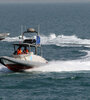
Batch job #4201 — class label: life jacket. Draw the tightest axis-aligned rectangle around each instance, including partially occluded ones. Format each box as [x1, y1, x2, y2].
[26, 49, 29, 53]
[23, 49, 29, 54]
[17, 49, 22, 55]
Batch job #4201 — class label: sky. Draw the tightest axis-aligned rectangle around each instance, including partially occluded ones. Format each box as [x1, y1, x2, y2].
[0, 0, 90, 4]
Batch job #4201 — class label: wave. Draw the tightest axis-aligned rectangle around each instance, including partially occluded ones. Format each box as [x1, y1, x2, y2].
[2, 34, 90, 47]
[0, 63, 9, 73]
[41, 34, 90, 47]
[24, 60, 90, 73]
[1, 58, 90, 73]
[80, 50, 90, 61]
[2, 35, 26, 42]
[25, 50, 90, 72]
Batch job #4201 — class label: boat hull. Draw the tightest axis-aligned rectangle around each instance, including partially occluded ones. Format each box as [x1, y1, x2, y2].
[0, 38, 5, 40]
[0, 56, 46, 72]
[0, 33, 10, 40]
[5, 64, 33, 72]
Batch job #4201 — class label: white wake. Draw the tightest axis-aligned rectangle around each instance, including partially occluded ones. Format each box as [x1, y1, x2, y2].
[25, 60, 90, 72]
[41, 34, 90, 47]
[2, 35, 26, 42]
[2, 34, 90, 47]
[26, 50, 90, 72]
[1, 59, 90, 73]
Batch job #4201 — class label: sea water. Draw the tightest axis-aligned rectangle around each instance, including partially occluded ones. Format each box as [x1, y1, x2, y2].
[0, 3, 90, 100]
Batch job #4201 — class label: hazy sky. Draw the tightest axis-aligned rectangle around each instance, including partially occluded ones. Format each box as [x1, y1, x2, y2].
[0, 0, 90, 4]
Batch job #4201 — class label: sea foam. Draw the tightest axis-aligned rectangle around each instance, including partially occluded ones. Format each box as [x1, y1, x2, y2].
[41, 34, 90, 47]
[3, 34, 90, 48]
[25, 50, 90, 72]
[1, 57, 90, 73]
[25, 60, 90, 72]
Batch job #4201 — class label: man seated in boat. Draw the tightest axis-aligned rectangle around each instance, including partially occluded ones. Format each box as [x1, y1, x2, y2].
[17, 46, 22, 55]
[23, 47, 29, 54]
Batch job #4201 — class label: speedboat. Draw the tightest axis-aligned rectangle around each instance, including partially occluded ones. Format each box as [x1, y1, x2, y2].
[0, 33, 10, 40]
[0, 28, 47, 72]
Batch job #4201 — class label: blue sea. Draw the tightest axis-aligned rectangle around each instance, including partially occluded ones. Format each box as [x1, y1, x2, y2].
[0, 3, 90, 100]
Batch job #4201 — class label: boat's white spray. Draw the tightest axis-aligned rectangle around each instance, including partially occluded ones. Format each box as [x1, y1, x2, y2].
[3, 33, 90, 47]
[26, 60, 90, 72]
[41, 33, 90, 47]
